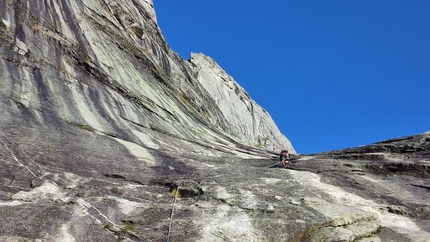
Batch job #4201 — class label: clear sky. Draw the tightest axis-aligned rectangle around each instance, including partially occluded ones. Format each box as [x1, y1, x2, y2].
[154, 1, 430, 154]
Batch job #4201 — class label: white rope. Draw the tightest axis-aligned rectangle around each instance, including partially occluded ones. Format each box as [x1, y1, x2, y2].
[3, 142, 38, 178]
[164, 161, 294, 241]
[166, 181, 182, 242]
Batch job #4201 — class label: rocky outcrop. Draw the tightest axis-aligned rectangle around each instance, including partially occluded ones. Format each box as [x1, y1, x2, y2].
[0, 0, 429, 241]
[189, 53, 295, 153]
[0, 0, 293, 155]
[1, 130, 429, 241]
[290, 132, 430, 241]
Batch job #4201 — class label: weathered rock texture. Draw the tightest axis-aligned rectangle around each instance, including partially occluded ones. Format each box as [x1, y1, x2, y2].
[0, 0, 293, 154]
[0, 0, 429, 241]
[189, 53, 295, 152]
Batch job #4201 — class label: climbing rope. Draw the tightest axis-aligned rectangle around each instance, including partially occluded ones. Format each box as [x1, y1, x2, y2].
[166, 180, 182, 242]
[164, 161, 294, 241]
[165, 162, 286, 240]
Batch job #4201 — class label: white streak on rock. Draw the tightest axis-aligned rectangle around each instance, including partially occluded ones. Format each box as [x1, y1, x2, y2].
[259, 177, 282, 184]
[0, 201, 23, 206]
[112, 137, 157, 167]
[130, 129, 160, 149]
[58, 224, 76, 242]
[1, 17, 10, 28]
[107, 196, 147, 215]
[11, 182, 67, 202]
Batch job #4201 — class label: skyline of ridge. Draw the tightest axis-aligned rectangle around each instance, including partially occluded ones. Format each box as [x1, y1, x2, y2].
[155, 1, 430, 154]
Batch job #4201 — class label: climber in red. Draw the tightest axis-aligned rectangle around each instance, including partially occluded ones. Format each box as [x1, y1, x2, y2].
[280, 150, 291, 166]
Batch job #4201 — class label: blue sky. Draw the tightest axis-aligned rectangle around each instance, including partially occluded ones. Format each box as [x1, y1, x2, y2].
[155, 1, 430, 154]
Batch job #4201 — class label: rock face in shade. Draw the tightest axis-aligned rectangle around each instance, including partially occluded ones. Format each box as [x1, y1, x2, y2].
[0, 0, 429, 241]
[188, 53, 295, 153]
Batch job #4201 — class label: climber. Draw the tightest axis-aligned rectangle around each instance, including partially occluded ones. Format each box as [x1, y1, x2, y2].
[279, 150, 291, 166]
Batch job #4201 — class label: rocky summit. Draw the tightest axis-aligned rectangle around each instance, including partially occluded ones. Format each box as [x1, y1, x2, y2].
[0, 0, 429, 241]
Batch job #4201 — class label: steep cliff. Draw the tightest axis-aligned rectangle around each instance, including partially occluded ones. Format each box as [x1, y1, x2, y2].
[0, 0, 429, 241]
[188, 53, 295, 152]
[0, 0, 294, 155]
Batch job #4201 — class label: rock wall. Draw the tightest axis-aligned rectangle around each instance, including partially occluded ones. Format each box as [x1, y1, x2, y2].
[189, 53, 295, 153]
[0, 0, 294, 155]
[0, 0, 429, 241]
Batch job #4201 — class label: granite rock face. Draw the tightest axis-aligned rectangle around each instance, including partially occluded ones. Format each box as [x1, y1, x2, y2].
[0, 0, 293, 155]
[0, 0, 429, 241]
[189, 53, 295, 152]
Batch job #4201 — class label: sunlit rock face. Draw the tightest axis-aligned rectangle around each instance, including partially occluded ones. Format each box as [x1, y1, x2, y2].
[139, 0, 157, 24]
[0, 0, 429, 241]
[189, 53, 295, 153]
[0, 0, 293, 155]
